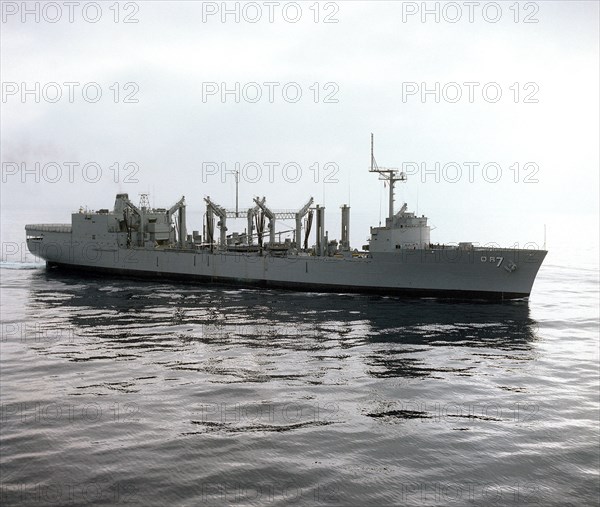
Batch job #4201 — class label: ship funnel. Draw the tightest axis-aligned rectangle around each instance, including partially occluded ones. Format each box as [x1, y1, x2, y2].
[340, 205, 350, 250]
[316, 206, 326, 256]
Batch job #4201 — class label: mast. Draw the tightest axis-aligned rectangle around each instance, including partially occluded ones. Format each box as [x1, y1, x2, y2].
[369, 133, 406, 220]
[371, 133, 374, 172]
[235, 168, 239, 218]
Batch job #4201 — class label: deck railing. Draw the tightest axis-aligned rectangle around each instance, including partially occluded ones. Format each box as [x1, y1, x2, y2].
[25, 224, 72, 233]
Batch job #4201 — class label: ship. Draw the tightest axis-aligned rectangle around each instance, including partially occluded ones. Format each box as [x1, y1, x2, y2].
[25, 136, 547, 300]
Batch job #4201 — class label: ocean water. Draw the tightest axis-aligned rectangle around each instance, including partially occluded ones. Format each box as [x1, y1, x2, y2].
[1, 244, 599, 506]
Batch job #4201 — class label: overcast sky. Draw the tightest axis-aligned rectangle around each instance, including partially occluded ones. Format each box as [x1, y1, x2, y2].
[1, 1, 598, 264]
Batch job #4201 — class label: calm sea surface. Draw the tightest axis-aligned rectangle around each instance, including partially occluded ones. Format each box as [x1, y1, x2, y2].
[1, 236, 598, 506]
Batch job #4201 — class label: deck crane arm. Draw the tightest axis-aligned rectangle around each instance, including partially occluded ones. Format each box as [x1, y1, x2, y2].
[204, 197, 227, 246]
[253, 197, 276, 246]
[167, 196, 185, 217]
[167, 196, 187, 247]
[119, 197, 144, 246]
[295, 197, 314, 250]
[246, 198, 264, 245]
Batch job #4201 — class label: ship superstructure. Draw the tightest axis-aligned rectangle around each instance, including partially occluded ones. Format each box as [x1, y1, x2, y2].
[25, 136, 546, 299]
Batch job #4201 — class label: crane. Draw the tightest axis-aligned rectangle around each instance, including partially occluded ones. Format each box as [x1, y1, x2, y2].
[167, 196, 186, 248]
[253, 197, 276, 246]
[204, 197, 227, 247]
[295, 197, 314, 250]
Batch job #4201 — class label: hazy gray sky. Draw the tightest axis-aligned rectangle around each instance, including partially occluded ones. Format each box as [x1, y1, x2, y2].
[1, 1, 598, 262]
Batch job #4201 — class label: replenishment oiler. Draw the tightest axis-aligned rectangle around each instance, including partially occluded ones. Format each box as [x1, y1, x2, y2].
[25, 137, 547, 300]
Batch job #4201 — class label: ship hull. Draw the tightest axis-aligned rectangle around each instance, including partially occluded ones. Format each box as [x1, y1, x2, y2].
[26, 230, 546, 301]
[45, 261, 530, 300]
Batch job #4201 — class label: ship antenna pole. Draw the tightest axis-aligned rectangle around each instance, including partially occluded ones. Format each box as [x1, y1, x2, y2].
[543, 224, 547, 250]
[389, 171, 395, 220]
[235, 168, 239, 218]
[371, 133, 374, 172]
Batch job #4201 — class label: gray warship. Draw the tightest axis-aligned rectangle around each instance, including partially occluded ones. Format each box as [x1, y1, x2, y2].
[25, 137, 547, 300]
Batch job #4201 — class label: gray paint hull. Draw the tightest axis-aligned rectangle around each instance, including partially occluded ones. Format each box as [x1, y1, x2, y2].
[26, 231, 547, 300]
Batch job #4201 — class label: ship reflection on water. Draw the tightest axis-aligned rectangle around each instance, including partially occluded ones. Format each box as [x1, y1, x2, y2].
[26, 270, 539, 383]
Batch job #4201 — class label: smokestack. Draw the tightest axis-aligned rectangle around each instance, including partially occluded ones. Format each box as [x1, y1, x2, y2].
[316, 205, 326, 256]
[341, 205, 350, 250]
